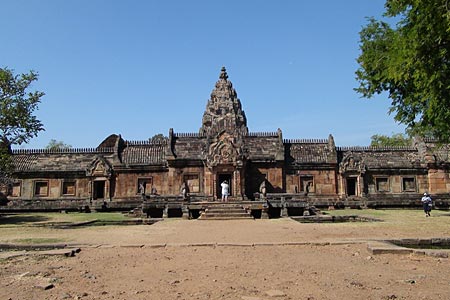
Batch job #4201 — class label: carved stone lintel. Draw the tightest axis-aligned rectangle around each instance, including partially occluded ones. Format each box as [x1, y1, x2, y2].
[206, 132, 245, 168]
[339, 152, 366, 174]
[86, 156, 112, 178]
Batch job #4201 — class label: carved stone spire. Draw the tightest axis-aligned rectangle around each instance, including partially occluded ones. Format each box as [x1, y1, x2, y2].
[200, 67, 248, 138]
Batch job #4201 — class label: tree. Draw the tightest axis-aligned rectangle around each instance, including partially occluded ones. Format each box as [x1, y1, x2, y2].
[0, 67, 45, 187]
[149, 133, 167, 143]
[370, 133, 412, 147]
[0, 144, 13, 187]
[45, 139, 72, 150]
[355, 1, 450, 142]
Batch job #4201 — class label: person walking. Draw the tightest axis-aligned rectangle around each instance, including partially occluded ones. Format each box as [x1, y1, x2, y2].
[421, 192, 432, 217]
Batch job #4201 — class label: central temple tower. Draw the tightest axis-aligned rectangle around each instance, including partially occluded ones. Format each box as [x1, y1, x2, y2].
[200, 67, 248, 138]
[200, 67, 249, 199]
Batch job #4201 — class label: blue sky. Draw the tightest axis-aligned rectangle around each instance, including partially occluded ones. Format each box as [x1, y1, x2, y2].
[1, 0, 404, 148]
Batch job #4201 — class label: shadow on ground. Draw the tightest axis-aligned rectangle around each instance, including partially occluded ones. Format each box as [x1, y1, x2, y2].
[0, 214, 50, 225]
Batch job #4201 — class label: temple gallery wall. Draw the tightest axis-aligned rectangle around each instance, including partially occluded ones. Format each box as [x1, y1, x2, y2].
[3, 67, 450, 217]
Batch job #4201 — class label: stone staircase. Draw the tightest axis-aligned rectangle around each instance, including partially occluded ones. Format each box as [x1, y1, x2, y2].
[198, 203, 253, 220]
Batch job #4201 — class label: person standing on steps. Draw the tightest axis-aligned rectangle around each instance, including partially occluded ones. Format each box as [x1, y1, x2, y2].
[221, 180, 229, 202]
[421, 192, 432, 217]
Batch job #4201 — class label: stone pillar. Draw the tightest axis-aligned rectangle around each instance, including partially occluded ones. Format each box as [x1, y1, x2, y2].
[234, 169, 242, 200]
[339, 175, 345, 197]
[240, 167, 246, 199]
[358, 175, 365, 197]
[182, 205, 190, 219]
[168, 168, 176, 195]
[280, 197, 288, 217]
[105, 179, 110, 201]
[89, 179, 93, 201]
[212, 171, 217, 200]
[261, 207, 269, 219]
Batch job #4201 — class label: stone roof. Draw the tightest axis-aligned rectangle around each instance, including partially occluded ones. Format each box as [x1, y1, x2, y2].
[120, 140, 166, 165]
[12, 148, 114, 173]
[337, 146, 425, 170]
[285, 139, 333, 164]
[171, 134, 206, 160]
[245, 133, 282, 161]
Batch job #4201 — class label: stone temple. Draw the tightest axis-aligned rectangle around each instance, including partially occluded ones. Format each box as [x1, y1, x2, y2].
[3, 67, 450, 218]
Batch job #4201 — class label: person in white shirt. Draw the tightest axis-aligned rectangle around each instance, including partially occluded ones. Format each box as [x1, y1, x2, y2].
[221, 180, 229, 202]
[421, 192, 432, 217]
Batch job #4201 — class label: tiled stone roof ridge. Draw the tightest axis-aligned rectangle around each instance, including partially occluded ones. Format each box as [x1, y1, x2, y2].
[284, 139, 328, 144]
[12, 147, 114, 154]
[336, 146, 417, 151]
[125, 140, 167, 145]
[248, 132, 279, 137]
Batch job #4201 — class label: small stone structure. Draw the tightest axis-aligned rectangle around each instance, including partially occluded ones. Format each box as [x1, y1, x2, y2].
[2, 67, 450, 217]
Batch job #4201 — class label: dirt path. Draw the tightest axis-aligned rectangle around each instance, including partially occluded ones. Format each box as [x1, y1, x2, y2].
[1, 218, 450, 299]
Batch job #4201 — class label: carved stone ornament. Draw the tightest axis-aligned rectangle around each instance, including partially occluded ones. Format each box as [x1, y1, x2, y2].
[339, 153, 366, 174]
[200, 67, 248, 138]
[206, 132, 244, 168]
[86, 156, 112, 177]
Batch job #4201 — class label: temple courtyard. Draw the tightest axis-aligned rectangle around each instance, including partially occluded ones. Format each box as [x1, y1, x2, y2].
[1, 210, 450, 299]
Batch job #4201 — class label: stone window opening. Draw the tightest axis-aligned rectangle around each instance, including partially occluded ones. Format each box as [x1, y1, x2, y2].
[375, 177, 390, 192]
[34, 181, 49, 197]
[183, 174, 200, 193]
[299, 176, 314, 194]
[62, 180, 76, 196]
[7, 181, 21, 197]
[402, 177, 416, 192]
[137, 178, 153, 195]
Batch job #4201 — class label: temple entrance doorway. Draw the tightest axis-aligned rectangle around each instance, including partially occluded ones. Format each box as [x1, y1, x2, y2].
[217, 173, 232, 199]
[93, 180, 106, 200]
[346, 177, 357, 196]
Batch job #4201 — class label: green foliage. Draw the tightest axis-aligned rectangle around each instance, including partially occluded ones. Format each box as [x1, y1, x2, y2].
[356, 0, 450, 142]
[45, 139, 72, 150]
[0, 67, 45, 186]
[0, 146, 13, 187]
[0, 67, 45, 146]
[370, 133, 412, 147]
[150, 133, 167, 143]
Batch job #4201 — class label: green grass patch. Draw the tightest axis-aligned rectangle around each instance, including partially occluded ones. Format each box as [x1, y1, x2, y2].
[322, 209, 450, 231]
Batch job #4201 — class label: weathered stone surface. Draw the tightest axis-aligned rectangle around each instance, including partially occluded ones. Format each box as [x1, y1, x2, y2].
[34, 283, 54, 290]
[5, 67, 450, 212]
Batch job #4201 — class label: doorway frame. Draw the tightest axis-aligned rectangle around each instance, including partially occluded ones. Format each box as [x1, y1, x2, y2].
[217, 173, 233, 199]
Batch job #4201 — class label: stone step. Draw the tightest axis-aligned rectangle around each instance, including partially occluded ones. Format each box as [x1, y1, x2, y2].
[205, 208, 246, 213]
[199, 216, 253, 220]
[199, 214, 253, 220]
[199, 204, 253, 220]
[203, 212, 250, 217]
[206, 204, 246, 207]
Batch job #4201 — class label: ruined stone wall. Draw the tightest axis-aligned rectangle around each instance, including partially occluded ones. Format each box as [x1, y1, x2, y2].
[11, 177, 91, 200]
[364, 172, 429, 195]
[285, 169, 337, 195]
[114, 166, 205, 199]
[167, 166, 205, 195]
[246, 163, 284, 195]
[114, 171, 168, 198]
[427, 169, 450, 194]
